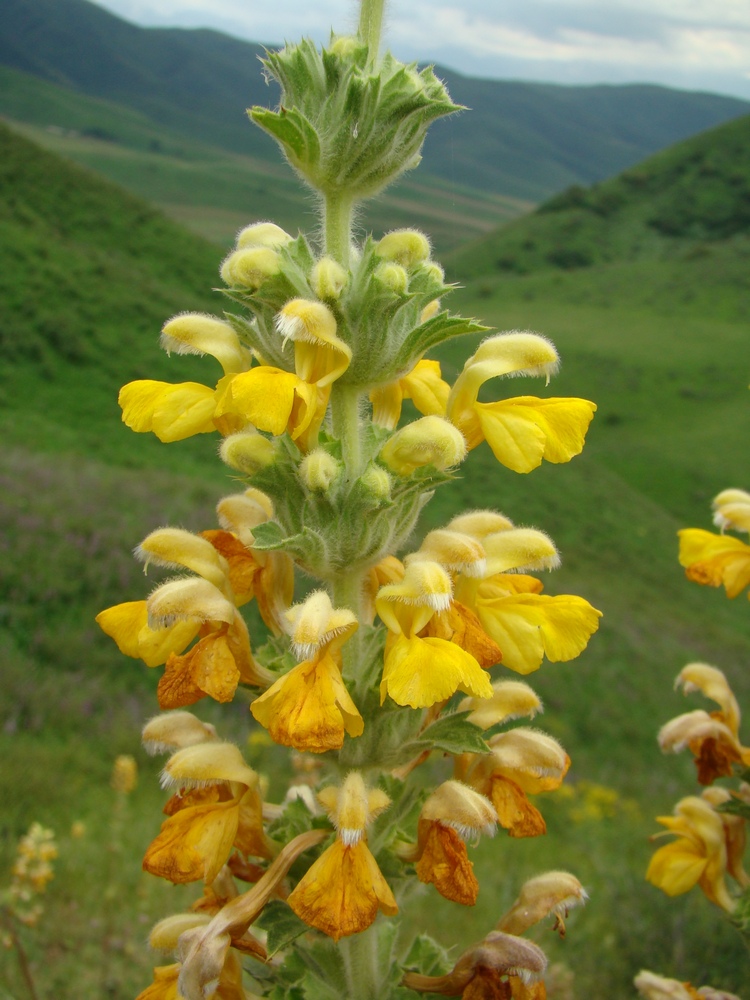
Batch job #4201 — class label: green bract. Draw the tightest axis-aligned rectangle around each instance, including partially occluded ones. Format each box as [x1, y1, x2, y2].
[250, 37, 462, 200]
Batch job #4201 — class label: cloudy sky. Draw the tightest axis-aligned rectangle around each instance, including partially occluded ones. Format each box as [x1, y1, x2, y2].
[91, 0, 750, 101]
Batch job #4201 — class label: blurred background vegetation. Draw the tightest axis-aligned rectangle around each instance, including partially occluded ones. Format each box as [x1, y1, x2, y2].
[1, 1, 749, 996]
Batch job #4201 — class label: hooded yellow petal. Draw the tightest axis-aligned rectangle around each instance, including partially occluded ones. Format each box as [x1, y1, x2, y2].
[475, 396, 596, 473]
[476, 593, 601, 675]
[250, 653, 363, 753]
[119, 380, 218, 442]
[380, 634, 493, 709]
[143, 798, 240, 884]
[287, 839, 397, 941]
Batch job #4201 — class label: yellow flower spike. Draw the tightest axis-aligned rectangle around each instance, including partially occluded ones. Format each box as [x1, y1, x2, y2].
[675, 663, 741, 737]
[284, 590, 358, 660]
[479, 528, 559, 577]
[657, 710, 744, 785]
[379, 415, 467, 475]
[275, 298, 352, 388]
[147, 578, 236, 630]
[299, 449, 341, 491]
[497, 871, 587, 936]
[375, 229, 431, 269]
[160, 742, 258, 792]
[403, 931, 547, 997]
[405, 781, 496, 905]
[219, 429, 277, 475]
[701, 786, 750, 889]
[135, 528, 231, 596]
[458, 680, 543, 730]
[413, 528, 487, 577]
[142, 712, 218, 756]
[96, 600, 199, 667]
[678, 528, 750, 598]
[466, 584, 602, 675]
[148, 913, 212, 952]
[712, 487, 750, 533]
[160, 313, 253, 376]
[370, 358, 450, 430]
[220, 246, 280, 288]
[311, 256, 349, 300]
[213, 365, 318, 441]
[236, 221, 293, 249]
[287, 774, 397, 940]
[447, 509, 515, 540]
[119, 379, 218, 443]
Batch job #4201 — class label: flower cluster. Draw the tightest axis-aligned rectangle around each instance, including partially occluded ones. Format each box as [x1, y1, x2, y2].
[97, 8, 601, 997]
[3, 823, 58, 930]
[646, 486, 750, 990]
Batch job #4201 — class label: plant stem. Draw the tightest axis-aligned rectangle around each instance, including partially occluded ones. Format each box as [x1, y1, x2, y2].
[323, 190, 353, 268]
[340, 923, 382, 999]
[3, 910, 40, 1000]
[358, 0, 387, 58]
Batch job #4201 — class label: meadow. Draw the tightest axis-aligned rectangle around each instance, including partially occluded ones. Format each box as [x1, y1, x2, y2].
[1, 113, 749, 998]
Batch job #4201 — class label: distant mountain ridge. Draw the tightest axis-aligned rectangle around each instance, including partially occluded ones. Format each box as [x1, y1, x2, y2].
[2, 0, 749, 202]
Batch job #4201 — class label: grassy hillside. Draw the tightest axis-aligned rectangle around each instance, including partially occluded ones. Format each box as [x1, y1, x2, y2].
[2, 124, 749, 997]
[2, 0, 748, 202]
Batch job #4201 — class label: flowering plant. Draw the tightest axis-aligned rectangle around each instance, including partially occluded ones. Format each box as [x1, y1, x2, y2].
[96, 2, 601, 996]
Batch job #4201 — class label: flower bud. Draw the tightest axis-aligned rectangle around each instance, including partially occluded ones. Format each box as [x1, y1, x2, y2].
[284, 590, 358, 660]
[299, 449, 341, 492]
[220, 430, 277, 475]
[329, 35, 359, 58]
[236, 221, 293, 249]
[311, 256, 348, 300]
[374, 261, 408, 294]
[317, 772, 390, 845]
[375, 230, 431, 269]
[142, 711, 218, 755]
[380, 416, 467, 475]
[358, 464, 392, 501]
[419, 299, 441, 323]
[220, 247, 280, 288]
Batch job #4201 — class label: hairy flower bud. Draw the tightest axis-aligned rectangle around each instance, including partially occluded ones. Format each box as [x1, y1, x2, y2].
[220, 430, 277, 475]
[374, 261, 409, 294]
[299, 449, 341, 492]
[375, 229, 431, 269]
[220, 247, 280, 288]
[311, 256, 348, 300]
[236, 221, 293, 249]
[380, 416, 467, 475]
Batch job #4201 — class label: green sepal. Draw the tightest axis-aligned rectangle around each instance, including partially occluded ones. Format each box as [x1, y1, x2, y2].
[402, 933, 453, 976]
[250, 106, 321, 177]
[392, 312, 489, 371]
[256, 900, 310, 957]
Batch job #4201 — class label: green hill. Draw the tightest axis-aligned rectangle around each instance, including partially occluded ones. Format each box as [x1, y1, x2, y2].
[1, 123, 749, 998]
[2, 0, 748, 202]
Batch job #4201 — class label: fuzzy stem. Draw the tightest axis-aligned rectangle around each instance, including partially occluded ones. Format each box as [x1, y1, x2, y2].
[340, 923, 382, 999]
[358, 0, 387, 59]
[323, 190, 353, 269]
[331, 384, 362, 476]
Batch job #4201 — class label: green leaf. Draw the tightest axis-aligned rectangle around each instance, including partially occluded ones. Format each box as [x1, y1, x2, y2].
[417, 712, 490, 756]
[403, 933, 453, 976]
[716, 798, 750, 819]
[256, 900, 309, 956]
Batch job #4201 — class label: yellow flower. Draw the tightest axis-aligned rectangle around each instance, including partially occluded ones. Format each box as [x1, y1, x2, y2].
[399, 781, 496, 906]
[678, 528, 750, 598]
[250, 592, 363, 752]
[712, 488, 750, 533]
[142, 743, 272, 885]
[370, 358, 450, 430]
[646, 795, 736, 912]
[287, 773, 397, 940]
[497, 871, 587, 937]
[213, 365, 319, 441]
[447, 332, 596, 473]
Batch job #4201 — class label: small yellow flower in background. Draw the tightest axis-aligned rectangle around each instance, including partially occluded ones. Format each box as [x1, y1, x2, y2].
[6, 823, 58, 927]
[287, 772, 397, 940]
[70, 821, 86, 839]
[634, 969, 742, 1000]
[111, 754, 138, 794]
